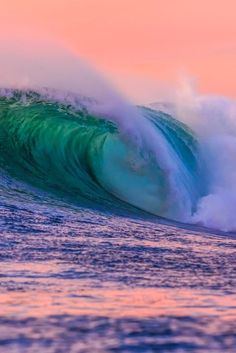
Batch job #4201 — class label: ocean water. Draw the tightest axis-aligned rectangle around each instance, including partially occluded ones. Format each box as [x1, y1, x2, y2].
[1, 191, 236, 353]
[0, 89, 236, 353]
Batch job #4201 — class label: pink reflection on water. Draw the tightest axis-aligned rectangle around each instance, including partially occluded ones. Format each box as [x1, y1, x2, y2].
[1, 262, 236, 321]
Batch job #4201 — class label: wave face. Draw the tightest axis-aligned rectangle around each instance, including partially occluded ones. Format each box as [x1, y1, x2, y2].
[0, 89, 202, 222]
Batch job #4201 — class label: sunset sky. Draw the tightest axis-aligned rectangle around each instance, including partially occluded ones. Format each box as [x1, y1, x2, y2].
[0, 0, 235, 101]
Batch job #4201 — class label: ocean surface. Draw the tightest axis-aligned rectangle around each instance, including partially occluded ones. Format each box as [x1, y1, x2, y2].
[0, 89, 236, 352]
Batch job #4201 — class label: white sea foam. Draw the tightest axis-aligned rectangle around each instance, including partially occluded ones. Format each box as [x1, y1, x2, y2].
[1, 37, 236, 231]
[169, 81, 236, 231]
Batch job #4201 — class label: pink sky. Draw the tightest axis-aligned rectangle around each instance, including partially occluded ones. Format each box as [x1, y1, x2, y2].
[0, 0, 236, 101]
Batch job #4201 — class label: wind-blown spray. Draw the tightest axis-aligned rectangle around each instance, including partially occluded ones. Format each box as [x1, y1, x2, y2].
[0, 38, 235, 231]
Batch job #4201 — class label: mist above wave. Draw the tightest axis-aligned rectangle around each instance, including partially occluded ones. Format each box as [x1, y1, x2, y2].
[1, 37, 236, 232]
[153, 83, 236, 232]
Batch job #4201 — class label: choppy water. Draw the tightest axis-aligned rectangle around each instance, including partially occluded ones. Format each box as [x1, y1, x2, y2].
[1, 190, 236, 352]
[0, 89, 236, 352]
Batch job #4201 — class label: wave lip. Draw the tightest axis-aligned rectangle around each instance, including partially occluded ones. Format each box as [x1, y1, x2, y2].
[0, 89, 202, 222]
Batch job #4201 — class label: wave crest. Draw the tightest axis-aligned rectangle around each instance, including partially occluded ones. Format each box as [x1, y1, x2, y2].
[0, 89, 201, 221]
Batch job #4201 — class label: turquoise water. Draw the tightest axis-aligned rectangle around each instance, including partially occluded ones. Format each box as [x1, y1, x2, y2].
[0, 89, 235, 352]
[0, 90, 202, 220]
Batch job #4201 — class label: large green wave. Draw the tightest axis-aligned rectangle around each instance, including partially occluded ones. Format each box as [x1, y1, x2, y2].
[0, 90, 203, 221]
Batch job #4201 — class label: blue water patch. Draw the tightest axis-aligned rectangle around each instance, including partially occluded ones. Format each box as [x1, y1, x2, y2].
[0, 89, 236, 352]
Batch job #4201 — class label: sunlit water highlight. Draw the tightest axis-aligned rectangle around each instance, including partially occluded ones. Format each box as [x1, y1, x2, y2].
[0, 50, 236, 352]
[1, 189, 236, 352]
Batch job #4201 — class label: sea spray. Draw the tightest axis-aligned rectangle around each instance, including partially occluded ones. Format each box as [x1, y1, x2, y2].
[0, 38, 236, 230]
